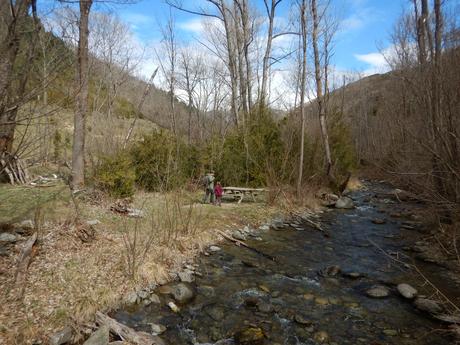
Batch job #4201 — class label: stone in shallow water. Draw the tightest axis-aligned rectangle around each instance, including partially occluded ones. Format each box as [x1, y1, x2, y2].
[372, 218, 387, 224]
[209, 245, 221, 252]
[171, 282, 195, 304]
[234, 327, 264, 345]
[294, 314, 312, 326]
[149, 323, 167, 335]
[335, 196, 354, 209]
[414, 298, 443, 314]
[366, 285, 390, 298]
[397, 283, 418, 299]
[383, 329, 398, 337]
[315, 297, 329, 305]
[313, 331, 329, 343]
[197, 285, 215, 298]
[206, 305, 225, 321]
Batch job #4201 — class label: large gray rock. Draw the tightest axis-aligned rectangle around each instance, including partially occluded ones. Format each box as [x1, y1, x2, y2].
[178, 270, 195, 283]
[171, 283, 195, 304]
[83, 326, 109, 345]
[397, 283, 418, 299]
[335, 196, 354, 209]
[232, 230, 246, 241]
[366, 285, 390, 298]
[49, 327, 73, 345]
[0, 233, 17, 243]
[414, 298, 443, 314]
[123, 291, 138, 305]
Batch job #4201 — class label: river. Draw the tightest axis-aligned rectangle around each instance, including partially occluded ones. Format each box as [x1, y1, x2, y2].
[113, 181, 458, 344]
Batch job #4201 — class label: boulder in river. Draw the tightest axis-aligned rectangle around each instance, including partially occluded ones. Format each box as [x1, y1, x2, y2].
[171, 282, 195, 304]
[178, 270, 195, 283]
[414, 298, 443, 314]
[335, 196, 354, 209]
[234, 327, 265, 345]
[366, 285, 390, 298]
[397, 283, 417, 299]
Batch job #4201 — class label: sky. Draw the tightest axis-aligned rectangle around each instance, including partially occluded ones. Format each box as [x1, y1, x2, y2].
[109, 0, 410, 77]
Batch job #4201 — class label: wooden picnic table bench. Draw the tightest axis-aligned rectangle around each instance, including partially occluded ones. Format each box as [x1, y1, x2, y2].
[222, 186, 268, 204]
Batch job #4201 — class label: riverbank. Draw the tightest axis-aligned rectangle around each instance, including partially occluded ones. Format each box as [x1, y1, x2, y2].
[0, 182, 321, 344]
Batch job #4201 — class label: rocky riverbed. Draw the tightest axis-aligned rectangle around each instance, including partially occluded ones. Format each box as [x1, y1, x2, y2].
[112, 181, 459, 344]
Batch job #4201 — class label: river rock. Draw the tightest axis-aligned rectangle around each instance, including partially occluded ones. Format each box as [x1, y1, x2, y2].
[372, 218, 386, 224]
[49, 327, 73, 345]
[256, 301, 273, 313]
[0, 233, 17, 243]
[209, 245, 221, 252]
[343, 271, 363, 279]
[313, 331, 329, 343]
[383, 329, 398, 337]
[149, 323, 167, 335]
[171, 283, 195, 304]
[123, 291, 138, 305]
[234, 327, 264, 345]
[258, 225, 270, 231]
[19, 219, 34, 229]
[137, 290, 149, 300]
[335, 197, 354, 209]
[319, 265, 341, 277]
[366, 285, 390, 298]
[197, 285, 215, 298]
[206, 305, 225, 321]
[414, 298, 443, 314]
[397, 283, 417, 299]
[83, 325, 109, 345]
[179, 270, 195, 283]
[167, 301, 180, 313]
[149, 293, 160, 304]
[232, 230, 246, 241]
[294, 314, 312, 326]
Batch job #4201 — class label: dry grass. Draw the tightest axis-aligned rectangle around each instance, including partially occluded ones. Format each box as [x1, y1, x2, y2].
[0, 187, 286, 344]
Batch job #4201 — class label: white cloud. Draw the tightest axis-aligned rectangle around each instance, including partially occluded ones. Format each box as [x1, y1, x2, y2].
[178, 17, 221, 35]
[354, 46, 394, 75]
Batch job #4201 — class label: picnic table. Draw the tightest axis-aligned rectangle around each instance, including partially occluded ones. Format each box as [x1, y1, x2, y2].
[223, 186, 268, 204]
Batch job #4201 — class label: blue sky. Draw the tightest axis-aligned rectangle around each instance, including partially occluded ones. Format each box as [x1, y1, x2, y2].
[111, 0, 409, 75]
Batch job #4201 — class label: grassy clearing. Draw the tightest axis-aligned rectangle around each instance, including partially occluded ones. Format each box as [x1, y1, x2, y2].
[0, 185, 284, 344]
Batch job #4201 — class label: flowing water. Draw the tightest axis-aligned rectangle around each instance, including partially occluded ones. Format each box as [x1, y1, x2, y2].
[114, 181, 458, 344]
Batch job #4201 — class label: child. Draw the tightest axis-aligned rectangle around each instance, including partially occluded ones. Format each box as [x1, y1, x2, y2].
[214, 181, 223, 206]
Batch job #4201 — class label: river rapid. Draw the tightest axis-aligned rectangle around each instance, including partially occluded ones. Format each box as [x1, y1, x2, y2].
[113, 181, 458, 345]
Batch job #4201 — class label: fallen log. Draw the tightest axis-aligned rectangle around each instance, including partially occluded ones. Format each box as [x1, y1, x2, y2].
[14, 232, 38, 298]
[95, 312, 165, 345]
[292, 212, 329, 237]
[216, 230, 276, 261]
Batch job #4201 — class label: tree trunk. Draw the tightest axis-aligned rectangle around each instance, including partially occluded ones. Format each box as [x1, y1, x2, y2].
[311, 0, 333, 177]
[260, 0, 277, 108]
[72, 0, 93, 188]
[297, 0, 307, 199]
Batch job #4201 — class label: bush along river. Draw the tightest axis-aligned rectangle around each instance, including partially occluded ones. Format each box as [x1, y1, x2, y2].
[112, 181, 459, 345]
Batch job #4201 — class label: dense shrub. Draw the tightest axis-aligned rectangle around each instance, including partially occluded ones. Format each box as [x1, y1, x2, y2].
[130, 130, 200, 191]
[95, 153, 136, 198]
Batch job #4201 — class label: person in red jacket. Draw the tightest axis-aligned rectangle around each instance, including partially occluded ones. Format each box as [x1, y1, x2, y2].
[214, 181, 223, 206]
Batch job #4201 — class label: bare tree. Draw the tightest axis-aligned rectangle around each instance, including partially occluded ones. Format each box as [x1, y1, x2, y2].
[310, 0, 333, 178]
[296, 0, 307, 198]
